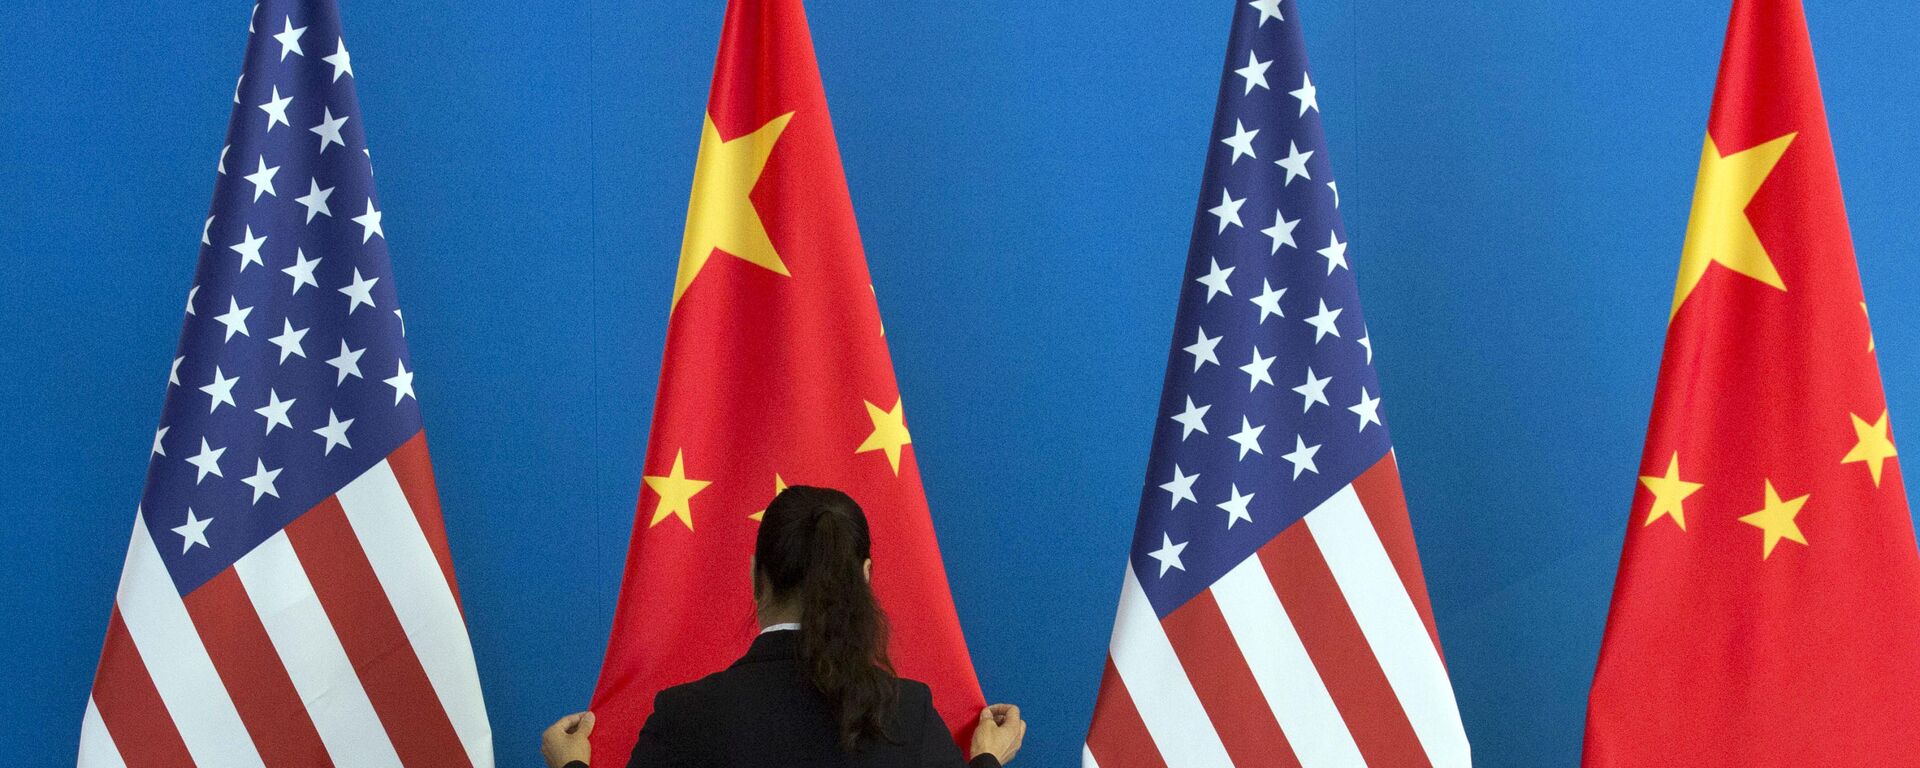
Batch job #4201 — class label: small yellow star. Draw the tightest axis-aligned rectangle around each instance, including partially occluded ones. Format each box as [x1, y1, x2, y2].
[644, 449, 712, 530]
[1842, 409, 1898, 487]
[1863, 302, 1876, 352]
[1671, 132, 1796, 320]
[1738, 479, 1809, 559]
[1639, 452, 1704, 531]
[674, 112, 796, 310]
[857, 397, 912, 475]
[750, 474, 788, 522]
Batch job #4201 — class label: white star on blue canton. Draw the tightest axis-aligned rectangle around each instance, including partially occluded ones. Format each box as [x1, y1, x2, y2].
[256, 388, 296, 435]
[1234, 51, 1272, 94]
[1219, 484, 1255, 529]
[340, 268, 380, 314]
[273, 16, 307, 61]
[1317, 231, 1349, 274]
[1184, 327, 1222, 371]
[244, 155, 280, 202]
[1196, 258, 1235, 301]
[229, 226, 267, 272]
[1275, 140, 1313, 185]
[1293, 366, 1332, 412]
[242, 459, 282, 504]
[1221, 120, 1259, 164]
[186, 438, 225, 484]
[1350, 387, 1383, 432]
[1240, 346, 1276, 391]
[1261, 209, 1300, 254]
[311, 107, 349, 153]
[1250, 279, 1286, 324]
[200, 367, 239, 413]
[259, 86, 292, 131]
[1290, 73, 1319, 116]
[1305, 299, 1343, 343]
[323, 38, 354, 81]
[314, 409, 354, 455]
[296, 179, 334, 222]
[1160, 465, 1200, 509]
[1209, 189, 1246, 233]
[172, 509, 213, 554]
[1148, 534, 1189, 577]
[1282, 435, 1322, 479]
[327, 340, 365, 384]
[1229, 416, 1265, 460]
[283, 249, 321, 294]
[1171, 396, 1211, 440]
[1249, 0, 1284, 25]
[213, 297, 253, 342]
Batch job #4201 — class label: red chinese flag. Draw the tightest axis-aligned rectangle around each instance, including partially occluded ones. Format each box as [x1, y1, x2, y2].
[1584, 1, 1917, 764]
[587, 0, 986, 760]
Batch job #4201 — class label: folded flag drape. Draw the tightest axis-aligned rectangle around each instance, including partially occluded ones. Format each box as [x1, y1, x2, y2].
[588, 0, 986, 760]
[1583, 1, 1918, 764]
[77, 2, 492, 765]
[1082, 1, 1470, 766]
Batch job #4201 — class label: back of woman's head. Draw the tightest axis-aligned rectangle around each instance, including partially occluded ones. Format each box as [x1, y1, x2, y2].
[754, 486, 897, 752]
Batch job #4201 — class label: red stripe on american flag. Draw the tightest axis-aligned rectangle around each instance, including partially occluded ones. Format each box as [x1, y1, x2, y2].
[287, 497, 469, 768]
[386, 432, 461, 608]
[90, 609, 195, 768]
[1084, 658, 1168, 768]
[182, 569, 334, 767]
[1350, 454, 1444, 657]
[1262, 523, 1432, 768]
[1161, 590, 1303, 768]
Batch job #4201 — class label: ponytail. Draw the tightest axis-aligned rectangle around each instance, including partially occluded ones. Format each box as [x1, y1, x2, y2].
[755, 486, 897, 752]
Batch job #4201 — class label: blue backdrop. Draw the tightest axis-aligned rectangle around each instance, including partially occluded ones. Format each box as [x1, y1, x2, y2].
[4, 1, 1918, 765]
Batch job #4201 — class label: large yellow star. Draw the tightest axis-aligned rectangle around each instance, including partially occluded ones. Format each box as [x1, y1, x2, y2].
[674, 112, 796, 310]
[856, 398, 912, 475]
[1639, 452, 1704, 531]
[644, 449, 712, 530]
[750, 474, 788, 522]
[1843, 409, 1898, 487]
[1671, 132, 1797, 320]
[1738, 479, 1809, 559]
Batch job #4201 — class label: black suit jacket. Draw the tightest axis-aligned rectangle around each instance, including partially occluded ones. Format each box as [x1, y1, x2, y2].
[571, 630, 999, 768]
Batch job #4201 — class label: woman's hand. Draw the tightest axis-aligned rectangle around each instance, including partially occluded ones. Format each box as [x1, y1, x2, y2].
[969, 704, 1026, 765]
[541, 711, 595, 768]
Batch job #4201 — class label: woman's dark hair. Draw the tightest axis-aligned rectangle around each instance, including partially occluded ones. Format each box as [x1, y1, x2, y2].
[754, 486, 897, 752]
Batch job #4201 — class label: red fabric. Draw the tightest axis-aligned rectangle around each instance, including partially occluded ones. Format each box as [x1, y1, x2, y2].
[1583, 1, 1920, 764]
[588, 0, 984, 760]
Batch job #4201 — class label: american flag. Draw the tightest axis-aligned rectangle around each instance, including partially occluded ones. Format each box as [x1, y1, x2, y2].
[76, 2, 492, 766]
[1083, 2, 1469, 766]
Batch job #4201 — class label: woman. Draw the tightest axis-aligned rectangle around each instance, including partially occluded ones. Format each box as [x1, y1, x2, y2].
[542, 486, 1026, 768]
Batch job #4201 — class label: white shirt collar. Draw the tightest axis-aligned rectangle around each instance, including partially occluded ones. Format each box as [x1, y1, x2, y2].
[760, 622, 801, 634]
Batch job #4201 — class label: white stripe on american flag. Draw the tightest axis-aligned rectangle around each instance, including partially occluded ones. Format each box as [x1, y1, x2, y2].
[1082, 745, 1100, 768]
[1109, 567, 1233, 768]
[336, 460, 493, 767]
[1211, 555, 1365, 767]
[232, 530, 404, 768]
[1306, 486, 1471, 767]
[77, 698, 125, 768]
[116, 510, 265, 768]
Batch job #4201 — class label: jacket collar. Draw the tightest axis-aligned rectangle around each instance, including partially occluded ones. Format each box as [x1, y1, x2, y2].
[734, 627, 801, 666]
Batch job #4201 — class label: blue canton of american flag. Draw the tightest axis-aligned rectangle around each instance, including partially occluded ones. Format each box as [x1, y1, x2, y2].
[78, 2, 491, 767]
[1084, 2, 1469, 767]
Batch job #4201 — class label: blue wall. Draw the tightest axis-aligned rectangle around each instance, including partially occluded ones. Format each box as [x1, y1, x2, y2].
[4, 1, 1918, 765]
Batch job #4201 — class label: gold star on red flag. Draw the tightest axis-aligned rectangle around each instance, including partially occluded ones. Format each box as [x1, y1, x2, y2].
[644, 449, 711, 530]
[1843, 409, 1898, 487]
[1738, 479, 1809, 559]
[857, 397, 912, 475]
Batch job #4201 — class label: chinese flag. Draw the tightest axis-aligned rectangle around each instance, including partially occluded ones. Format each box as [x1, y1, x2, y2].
[1583, 1, 1917, 764]
[587, 0, 985, 760]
